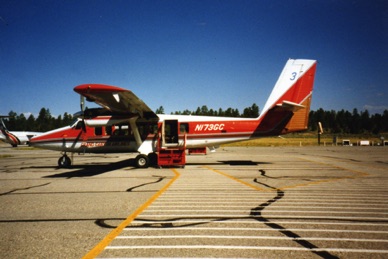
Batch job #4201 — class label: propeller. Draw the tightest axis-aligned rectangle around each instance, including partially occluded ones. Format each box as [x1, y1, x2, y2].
[80, 95, 85, 114]
[80, 95, 87, 132]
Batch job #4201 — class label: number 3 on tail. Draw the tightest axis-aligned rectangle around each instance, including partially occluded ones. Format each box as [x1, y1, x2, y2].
[290, 72, 297, 80]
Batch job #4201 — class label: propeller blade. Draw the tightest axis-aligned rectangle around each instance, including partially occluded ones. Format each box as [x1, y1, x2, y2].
[80, 95, 87, 132]
[80, 95, 85, 113]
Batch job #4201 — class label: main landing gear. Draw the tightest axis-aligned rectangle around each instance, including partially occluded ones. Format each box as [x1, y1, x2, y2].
[135, 154, 149, 168]
[58, 154, 71, 168]
[135, 153, 157, 168]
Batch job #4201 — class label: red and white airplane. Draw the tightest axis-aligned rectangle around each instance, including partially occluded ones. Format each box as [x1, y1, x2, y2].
[30, 59, 317, 168]
[0, 116, 43, 147]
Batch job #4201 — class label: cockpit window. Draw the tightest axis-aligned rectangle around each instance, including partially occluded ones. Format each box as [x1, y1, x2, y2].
[75, 121, 85, 130]
[70, 118, 80, 127]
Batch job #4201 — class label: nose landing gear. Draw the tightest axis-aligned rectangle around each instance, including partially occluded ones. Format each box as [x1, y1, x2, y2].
[58, 154, 71, 168]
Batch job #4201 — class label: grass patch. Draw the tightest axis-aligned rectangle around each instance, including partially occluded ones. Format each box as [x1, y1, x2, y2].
[0, 154, 13, 158]
[15, 146, 38, 151]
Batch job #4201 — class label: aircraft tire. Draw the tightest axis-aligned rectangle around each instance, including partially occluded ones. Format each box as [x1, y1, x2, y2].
[58, 155, 71, 168]
[135, 154, 149, 168]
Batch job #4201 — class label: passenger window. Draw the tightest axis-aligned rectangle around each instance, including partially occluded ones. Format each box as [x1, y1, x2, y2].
[180, 123, 189, 134]
[95, 127, 103, 136]
[106, 126, 113, 135]
[113, 125, 129, 136]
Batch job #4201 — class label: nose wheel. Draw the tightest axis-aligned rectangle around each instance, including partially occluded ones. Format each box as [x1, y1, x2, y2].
[58, 154, 71, 168]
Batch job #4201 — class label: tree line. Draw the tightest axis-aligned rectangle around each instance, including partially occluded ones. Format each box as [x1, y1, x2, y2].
[309, 108, 388, 135]
[4, 108, 74, 132]
[3, 106, 388, 134]
[156, 103, 260, 118]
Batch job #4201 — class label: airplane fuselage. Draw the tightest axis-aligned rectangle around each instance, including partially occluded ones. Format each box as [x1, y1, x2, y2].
[30, 114, 264, 154]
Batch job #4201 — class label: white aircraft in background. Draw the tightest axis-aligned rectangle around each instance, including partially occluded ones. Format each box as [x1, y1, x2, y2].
[31, 59, 317, 168]
[0, 116, 43, 147]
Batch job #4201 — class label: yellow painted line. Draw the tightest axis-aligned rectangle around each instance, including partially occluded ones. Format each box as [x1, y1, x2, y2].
[205, 155, 370, 192]
[279, 177, 351, 190]
[276, 156, 370, 190]
[203, 166, 268, 192]
[82, 168, 180, 259]
[297, 156, 370, 178]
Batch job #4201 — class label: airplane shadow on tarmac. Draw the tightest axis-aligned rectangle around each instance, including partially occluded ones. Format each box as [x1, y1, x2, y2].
[219, 160, 271, 166]
[41, 159, 137, 178]
[41, 159, 270, 178]
[185, 160, 272, 166]
[21, 159, 272, 179]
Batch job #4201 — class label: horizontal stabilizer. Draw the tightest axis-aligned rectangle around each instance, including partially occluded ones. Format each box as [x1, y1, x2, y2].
[277, 100, 305, 111]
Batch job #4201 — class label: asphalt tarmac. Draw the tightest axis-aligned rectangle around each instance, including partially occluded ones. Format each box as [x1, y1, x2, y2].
[0, 143, 387, 259]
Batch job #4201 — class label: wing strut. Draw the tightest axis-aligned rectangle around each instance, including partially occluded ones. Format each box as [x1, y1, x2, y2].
[129, 117, 142, 148]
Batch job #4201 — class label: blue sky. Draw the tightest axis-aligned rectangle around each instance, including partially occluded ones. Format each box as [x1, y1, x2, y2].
[1, 0, 387, 118]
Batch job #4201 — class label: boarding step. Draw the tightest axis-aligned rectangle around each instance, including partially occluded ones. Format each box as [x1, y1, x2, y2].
[157, 148, 186, 167]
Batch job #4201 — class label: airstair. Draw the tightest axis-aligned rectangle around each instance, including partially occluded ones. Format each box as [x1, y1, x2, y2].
[156, 119, 186, 168]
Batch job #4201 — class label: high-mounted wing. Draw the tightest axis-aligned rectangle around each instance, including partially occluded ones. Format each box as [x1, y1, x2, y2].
[74, 84, 158, 120]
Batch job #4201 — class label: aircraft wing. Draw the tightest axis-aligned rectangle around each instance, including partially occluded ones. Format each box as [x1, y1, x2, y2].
[74, 84, 158, 120]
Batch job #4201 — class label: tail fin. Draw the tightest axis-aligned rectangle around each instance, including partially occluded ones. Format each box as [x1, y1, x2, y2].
[0, 116, 19, 146]
[0, 116, 9, 133]
[257, 59, 317, 134]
